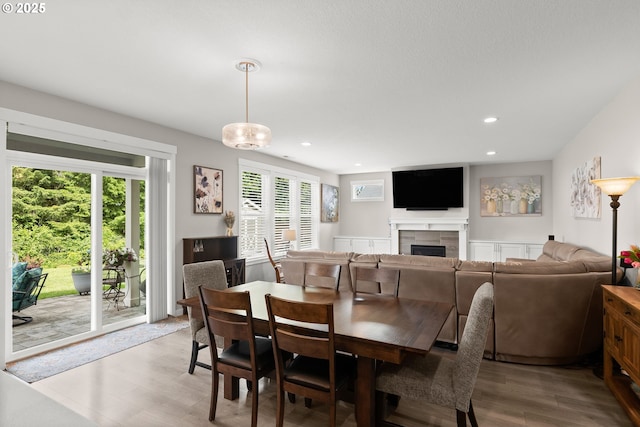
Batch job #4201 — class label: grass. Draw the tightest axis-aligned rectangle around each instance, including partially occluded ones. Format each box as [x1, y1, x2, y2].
[37, 263, 145, 300]
[39, 266, 78, 299]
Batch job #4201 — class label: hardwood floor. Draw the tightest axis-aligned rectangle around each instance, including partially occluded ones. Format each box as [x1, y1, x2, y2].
[30, 324, 632, 426]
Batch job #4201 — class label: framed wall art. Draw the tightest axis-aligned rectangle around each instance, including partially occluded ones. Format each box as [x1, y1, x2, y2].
[570, 156, 601, 219]
[194, 165, 223, 214]
[321, 183, 339, 222]
[480, 175, 542, 217]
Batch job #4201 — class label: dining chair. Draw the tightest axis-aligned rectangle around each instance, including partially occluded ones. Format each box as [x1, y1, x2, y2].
[303, 262, 341, 290]
[264, 238, 285, 283]
[182, 260, 227, 374]
[352, 266, 400, 296]
[199, 287, 275, 426]
[376, 282, 494, 427]
[265, 294, 356, 427]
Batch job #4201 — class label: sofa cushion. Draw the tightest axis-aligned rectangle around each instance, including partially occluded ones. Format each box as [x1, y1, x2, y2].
[552, 241, 581, 261]
[379, 254, 458, 269]
[494, 261, 587, 274]
[286, 250, 353, 261]
[457, 260, 493, 272]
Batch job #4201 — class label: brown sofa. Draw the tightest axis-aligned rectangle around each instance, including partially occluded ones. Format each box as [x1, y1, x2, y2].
[280, 240, 617, 365]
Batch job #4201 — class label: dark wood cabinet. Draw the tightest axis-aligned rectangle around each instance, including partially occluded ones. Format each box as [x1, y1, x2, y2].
[603, 285, 640, 426]
[182, 236, 245, 287]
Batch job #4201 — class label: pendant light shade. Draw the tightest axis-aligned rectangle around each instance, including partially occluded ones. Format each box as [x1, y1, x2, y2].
[222, 59, 271, 150]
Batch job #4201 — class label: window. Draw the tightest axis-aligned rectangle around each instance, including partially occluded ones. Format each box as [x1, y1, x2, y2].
[239, 159, 319, 262]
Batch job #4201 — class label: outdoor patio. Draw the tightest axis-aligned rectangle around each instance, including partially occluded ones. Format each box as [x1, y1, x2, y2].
[12, 292, 146, 351]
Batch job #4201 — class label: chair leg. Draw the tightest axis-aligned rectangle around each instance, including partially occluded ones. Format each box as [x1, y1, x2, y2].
[468, 400, 479, 427]
[276, 388, 285, 427]
[210, 368, 219, 421]
[251, 376, 259, 427]
[12, 314, 33, 326]
[304, 397, 312, 408]
[456, 409, 467, 427]
[188, 340, 211, 374]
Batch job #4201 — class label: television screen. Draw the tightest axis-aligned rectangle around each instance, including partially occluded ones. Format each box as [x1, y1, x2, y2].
[392, 167, 463, 210]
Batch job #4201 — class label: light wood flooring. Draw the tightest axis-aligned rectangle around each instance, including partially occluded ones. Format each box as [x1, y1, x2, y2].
[29, 325, 633, 426]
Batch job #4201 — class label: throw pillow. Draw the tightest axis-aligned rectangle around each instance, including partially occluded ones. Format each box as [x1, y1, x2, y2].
[11, 262, 28, 285]
[13, 267, 43, 293]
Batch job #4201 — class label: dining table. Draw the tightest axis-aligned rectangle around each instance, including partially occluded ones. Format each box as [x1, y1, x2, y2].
[178, 280, 452, 427]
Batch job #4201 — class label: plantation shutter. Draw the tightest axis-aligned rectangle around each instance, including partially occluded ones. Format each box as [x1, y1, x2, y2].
[240, 169, 268, 260]
[298, 180, 315, 250]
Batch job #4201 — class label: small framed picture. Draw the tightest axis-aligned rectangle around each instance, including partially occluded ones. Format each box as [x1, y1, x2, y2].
[194, 165, 223, 214]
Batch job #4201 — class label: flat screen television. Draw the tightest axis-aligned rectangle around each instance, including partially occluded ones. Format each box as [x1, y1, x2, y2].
[392, 167, 463, 210]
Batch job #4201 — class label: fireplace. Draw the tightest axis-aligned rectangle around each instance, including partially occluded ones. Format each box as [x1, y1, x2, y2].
[389, 217, 469, 259]
[411, 245, 446, 257]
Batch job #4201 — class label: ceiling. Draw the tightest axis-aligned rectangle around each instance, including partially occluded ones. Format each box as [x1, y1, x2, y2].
[1, 1, 640, 175]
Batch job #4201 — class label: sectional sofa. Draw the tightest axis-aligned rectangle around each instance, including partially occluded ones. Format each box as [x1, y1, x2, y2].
[280, 240, 618, 365]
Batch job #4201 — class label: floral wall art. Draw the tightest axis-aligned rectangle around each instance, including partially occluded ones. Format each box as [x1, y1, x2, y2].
[194, 165, 223, 214]
[480, 176, 542, 217]
[569, 156, 601, 219]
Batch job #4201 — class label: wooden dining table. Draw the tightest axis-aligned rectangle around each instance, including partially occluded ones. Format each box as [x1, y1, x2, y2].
[178, 280, 452, 427]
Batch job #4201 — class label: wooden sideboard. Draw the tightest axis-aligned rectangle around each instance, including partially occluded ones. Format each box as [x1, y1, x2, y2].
[182, 236, 245, 287]
[603, 285, 640, 426]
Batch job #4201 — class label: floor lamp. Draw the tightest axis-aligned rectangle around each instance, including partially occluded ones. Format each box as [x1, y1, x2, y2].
[591, 176, 640, 285]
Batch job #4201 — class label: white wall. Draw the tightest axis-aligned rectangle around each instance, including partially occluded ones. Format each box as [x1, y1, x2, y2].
[338, 162, 552, 244]
[0, 81, 340, 292]
[553, 74, 640, 256]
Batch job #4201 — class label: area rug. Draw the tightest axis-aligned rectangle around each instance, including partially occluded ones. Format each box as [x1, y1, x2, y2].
[6, 316, 188, 383]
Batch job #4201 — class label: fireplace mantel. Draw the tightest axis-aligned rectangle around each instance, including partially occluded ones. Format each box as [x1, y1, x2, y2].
[389, 217, 469, 259]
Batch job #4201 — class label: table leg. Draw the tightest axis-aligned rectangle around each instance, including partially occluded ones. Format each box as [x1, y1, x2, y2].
[356, 356, 376, 427]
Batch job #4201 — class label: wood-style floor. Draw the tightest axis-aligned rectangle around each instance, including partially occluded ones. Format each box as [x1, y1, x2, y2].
[30, 324, 633, 426]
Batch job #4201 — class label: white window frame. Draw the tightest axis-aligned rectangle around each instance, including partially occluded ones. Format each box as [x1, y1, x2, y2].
[238, 159, 319, 264]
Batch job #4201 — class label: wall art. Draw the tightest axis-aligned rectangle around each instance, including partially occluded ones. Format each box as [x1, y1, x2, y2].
[570, 156, 601, 218]
[480, 175, 542, 217]
[194, 165, 223, 214]
[321, 183, 339, 222]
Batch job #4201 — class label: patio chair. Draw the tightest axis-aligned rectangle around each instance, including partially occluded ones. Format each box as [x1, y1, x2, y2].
[12, 271, 48, 326]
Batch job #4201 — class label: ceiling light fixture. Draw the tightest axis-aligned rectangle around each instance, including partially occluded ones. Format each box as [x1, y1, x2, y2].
[486, 151, 496, 156]
[222, 59, 271, 150]
[484, 117, 498, 124]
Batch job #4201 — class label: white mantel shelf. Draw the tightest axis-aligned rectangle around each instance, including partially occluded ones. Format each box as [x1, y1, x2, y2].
[389, 217, 469, 259]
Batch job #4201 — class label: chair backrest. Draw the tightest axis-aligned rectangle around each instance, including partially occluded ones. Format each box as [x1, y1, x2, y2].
[453, 282, 494, 411]
[198, 287, 257, 364]
[264, 238, 284, 283]
[265, 294, 336, 386]
[12, 272, 48, 311]
[352, 266, 400, 296]
[303, 262, 341, 290]
[183, 260, 228, 338]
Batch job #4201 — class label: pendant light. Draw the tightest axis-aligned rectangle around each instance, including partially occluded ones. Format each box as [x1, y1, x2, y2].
[222, 59, 271, 150]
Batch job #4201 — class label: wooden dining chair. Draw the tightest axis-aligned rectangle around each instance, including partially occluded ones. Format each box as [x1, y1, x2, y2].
[264, 238, 285, 283]
[265, 294, 356, 427]
[199, 287, 275, 427]
[376, 282, 494, 427]
[182, 260, 227, 374]
[352, 266, 400, 296]
[303, 262, 341, 290]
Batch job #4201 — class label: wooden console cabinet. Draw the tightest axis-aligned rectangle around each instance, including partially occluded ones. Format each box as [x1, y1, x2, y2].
[182, 236, 245, 287]
[603, 285, 640, 426]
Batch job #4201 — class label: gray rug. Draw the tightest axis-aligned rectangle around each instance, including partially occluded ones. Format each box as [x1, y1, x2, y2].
[6, 316, 188, 383]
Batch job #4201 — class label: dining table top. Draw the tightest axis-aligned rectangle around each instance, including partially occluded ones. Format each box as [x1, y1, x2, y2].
[178, 280, 453, 363]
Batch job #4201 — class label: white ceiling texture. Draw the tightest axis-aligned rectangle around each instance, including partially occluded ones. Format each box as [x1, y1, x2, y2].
[1, 0, 640, 174]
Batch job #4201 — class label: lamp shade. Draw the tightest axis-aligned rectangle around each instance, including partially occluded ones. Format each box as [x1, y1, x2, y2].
[591, 176, 640, 196]
[282, 229, 297, 242]
[222, 122, 271, 150]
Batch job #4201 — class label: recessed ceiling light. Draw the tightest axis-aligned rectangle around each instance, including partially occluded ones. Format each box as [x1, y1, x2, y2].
[301, 141, 311, 147]
[486, 151, 496, 156]
[354, 163, 362, 167]
[484, 117, 498, 124]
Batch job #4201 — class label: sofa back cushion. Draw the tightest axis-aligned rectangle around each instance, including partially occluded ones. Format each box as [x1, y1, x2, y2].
[379, 254, 459, 268]
[495, 261, 587, 274]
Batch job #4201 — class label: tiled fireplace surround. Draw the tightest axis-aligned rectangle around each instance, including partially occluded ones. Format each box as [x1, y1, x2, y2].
[389, 218, 469, 259]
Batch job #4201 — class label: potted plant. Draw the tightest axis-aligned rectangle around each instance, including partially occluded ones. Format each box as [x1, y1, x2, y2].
[71, 250, 92, 295]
